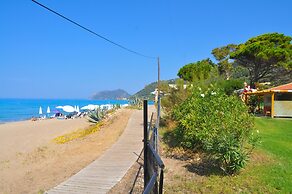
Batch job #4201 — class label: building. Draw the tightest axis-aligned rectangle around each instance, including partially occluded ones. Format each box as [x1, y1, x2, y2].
[245, 82, 292, 118]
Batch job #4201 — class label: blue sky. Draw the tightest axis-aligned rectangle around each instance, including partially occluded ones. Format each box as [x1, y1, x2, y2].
[0, 0, 291, 99]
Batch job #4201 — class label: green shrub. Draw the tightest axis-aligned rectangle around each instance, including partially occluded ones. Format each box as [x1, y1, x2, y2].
[161, 79, 191, 114]
[216, 78, 244, 95]
[172, 87, 258, 174]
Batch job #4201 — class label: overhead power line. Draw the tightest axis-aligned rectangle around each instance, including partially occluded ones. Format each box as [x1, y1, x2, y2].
[32, 0, 156, 59]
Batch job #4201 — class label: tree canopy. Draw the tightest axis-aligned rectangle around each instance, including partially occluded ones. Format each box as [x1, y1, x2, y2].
[177, 58, 216, 82]
[212, 44, 237, 80]
[230, 33, 292, 86]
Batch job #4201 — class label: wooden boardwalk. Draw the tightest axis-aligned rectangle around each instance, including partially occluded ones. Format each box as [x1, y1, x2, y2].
[47, 107, 153, 194]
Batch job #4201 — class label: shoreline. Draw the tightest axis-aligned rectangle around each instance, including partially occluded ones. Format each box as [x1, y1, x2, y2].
[0, 116, 80, 125]
[0, 117, 43, 125]
[0, 117, 31, 125]
[0, 98, 130, 124]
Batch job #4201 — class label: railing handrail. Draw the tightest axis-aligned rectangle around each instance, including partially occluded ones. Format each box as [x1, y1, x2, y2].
[143, 171, 158, 194]
[143, 100, 164, 194]
[148, 112, 154, 131]
[147, 143, 165, 169]
[149, 126, 156, 145]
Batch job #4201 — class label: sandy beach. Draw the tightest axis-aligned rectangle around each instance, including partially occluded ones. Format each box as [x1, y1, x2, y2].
[0, 108, 134, 194]
[0, 118, 90, 161]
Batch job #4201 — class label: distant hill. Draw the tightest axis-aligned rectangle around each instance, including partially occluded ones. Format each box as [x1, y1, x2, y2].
[132, 79, 177, 99]
[132, 82, 157, 99]
[91, 89, 131, 100]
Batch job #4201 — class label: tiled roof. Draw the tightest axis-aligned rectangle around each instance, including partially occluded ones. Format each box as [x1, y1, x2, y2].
[270, 82, 292, 91]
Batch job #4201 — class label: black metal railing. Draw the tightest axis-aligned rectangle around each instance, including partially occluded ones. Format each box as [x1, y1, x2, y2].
[143, 100, 164, 194]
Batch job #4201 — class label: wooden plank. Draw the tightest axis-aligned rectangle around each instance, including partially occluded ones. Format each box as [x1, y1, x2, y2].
[47, 106, 156, 194]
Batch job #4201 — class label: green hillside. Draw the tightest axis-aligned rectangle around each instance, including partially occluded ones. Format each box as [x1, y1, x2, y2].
[132, 79, 177, 99]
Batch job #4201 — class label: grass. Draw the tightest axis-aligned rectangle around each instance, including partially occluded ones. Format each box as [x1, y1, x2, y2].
[255, 118, 292, 192]
[53, 122, 103, 144]
[162, 117, 292, 193]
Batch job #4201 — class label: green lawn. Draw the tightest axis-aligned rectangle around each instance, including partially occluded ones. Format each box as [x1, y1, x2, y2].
[163, 117, 292, 193]
[255, 117, 292, 193]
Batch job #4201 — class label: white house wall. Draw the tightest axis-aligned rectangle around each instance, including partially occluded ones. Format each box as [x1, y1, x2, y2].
[274, 101, 292, 117]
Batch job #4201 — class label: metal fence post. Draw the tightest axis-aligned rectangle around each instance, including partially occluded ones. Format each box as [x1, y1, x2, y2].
[159, 169, 164, 194]
[143, 100, 148, 190]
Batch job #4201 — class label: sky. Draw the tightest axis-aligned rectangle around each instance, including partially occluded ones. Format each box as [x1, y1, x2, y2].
[0, 0, 291, 99]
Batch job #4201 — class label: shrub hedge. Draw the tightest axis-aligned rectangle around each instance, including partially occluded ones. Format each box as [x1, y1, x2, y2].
[172, 87, 258, 174]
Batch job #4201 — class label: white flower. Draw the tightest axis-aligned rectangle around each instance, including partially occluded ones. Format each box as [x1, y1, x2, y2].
[200, 94, 205, 97]
[211, 91, 216, 95]
[198, 87, 202, 91]
[256, 130, 259, 133]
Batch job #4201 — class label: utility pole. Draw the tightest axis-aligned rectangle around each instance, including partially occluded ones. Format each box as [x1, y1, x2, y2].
[155, 57, 160, 151]
[157, 57, 160, 104]
[156, 57, 160, 120]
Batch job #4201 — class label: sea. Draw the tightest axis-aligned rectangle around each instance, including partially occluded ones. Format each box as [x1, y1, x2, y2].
[0, 98, 129, 123]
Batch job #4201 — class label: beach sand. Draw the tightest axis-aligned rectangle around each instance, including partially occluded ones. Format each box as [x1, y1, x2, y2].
[0, 108, 134, 194]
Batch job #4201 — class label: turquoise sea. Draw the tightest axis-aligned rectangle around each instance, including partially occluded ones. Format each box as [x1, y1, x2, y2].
[0, 99, 128, 123]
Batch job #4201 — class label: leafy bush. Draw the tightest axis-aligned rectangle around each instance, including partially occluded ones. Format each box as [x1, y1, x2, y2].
[172, 87, 257, 174]
[216, 78, 244, 95]
[246, 95, 260, 113]
[161, 79, 191, 114]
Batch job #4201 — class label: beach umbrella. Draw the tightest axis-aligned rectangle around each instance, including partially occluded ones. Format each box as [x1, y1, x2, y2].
[80, 105, 89, 110]
[62, 105, 75, 113]
[77, 105, 80, 112]
[87, 104, 98, 110]
[47, 106, 51, 114]
[39, 106, 43, 115]
[81, 104, 97, 111]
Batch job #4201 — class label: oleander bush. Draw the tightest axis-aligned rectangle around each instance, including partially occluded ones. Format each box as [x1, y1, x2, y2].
[171, 86, 258, 174]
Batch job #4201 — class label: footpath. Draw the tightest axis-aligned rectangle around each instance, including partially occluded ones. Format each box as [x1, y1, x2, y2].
[47, 106, 154, 194]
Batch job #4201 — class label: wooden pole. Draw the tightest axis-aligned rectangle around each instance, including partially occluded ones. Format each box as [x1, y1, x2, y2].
[271, 93, 275, 118]
[157, 57, 160, 122]
[156, 57, 160, 152]
[157, 57, 160, 97]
